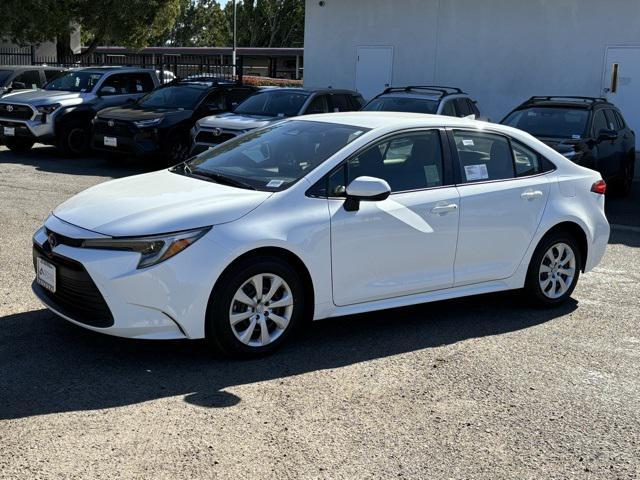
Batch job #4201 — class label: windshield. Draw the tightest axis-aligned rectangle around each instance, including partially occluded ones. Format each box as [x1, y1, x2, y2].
[502, 107, 590, 139]
[182, 120, 368, 191]
[44, 71, 103, 93]
[137, 85, 205, 109]
[233, 91, 309, 117]
[363, 96, 438, 114]
[0, 70, 12, 86]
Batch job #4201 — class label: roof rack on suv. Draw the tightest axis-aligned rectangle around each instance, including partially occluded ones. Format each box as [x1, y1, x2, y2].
[525, 96, 608, 104]
[382, 85, 464, 97]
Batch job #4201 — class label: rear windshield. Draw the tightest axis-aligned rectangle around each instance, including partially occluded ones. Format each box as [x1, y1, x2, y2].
[502, 107, 590, 139]
[44, 71, 103, 93]
[363, 96, 438, 114]
[234, 91, 309, 117]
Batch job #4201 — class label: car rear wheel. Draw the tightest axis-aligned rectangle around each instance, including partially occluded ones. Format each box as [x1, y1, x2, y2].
[524, 231, 581, 306]
[4, 138, 34, 153]
[206, 256, 306, 357]
[58, 120, 90, 157]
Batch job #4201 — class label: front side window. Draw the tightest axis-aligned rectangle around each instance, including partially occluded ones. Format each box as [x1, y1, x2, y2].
[100, 74, 129, 95]
[454, 98, 472, 117]
[363, 96, 438, 114]
[454, 130, 514, 183]
[331, 130, 444, 194]
[502, 107, 589, 139]
[44, 71, 103, 92]
[13, 70, 41, 89]
[126, 73, 155, 93]
[183, 120, 368, 191]
[234, 91, 309, 117]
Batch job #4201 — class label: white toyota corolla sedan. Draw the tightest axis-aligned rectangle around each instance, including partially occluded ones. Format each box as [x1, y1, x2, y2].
[32, 112, 610, 356]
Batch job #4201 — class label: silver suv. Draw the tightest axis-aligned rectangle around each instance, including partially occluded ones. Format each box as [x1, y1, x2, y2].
[362, 86, 484, 119]
[0, 66, 159, 155]
[191, 88, 364, 154]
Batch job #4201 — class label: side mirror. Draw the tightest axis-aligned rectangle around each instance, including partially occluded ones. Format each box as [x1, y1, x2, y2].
[598, 128, 618, 142]
[344, 176, 391, 212]
[98, 86, 117, 96]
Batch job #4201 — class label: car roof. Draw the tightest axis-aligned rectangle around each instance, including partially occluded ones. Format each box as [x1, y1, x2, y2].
[516, 96, 612, 110]
[253, 87, 358, 95]
[374, 86, 467, 101]
[0, 65, 63, 71]
[74, 66, 152, 74]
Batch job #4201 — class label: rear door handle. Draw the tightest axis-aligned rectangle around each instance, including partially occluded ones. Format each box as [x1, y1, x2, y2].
[430, 203, 458, 215]
[521, 189, 543, 200]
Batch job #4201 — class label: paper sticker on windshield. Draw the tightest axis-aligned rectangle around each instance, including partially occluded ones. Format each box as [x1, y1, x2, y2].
[462, 139, 474, 146]
[267, 179, 284, 188]
[464, 164, 489, 181]
[571, 134, 581, 139]
[277, 113, 285, 118]
[136, 84, 143, 92]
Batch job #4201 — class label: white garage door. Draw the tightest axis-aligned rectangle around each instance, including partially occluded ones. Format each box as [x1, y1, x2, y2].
[603, 47, 640, 137]
[355, 46, 393, 101]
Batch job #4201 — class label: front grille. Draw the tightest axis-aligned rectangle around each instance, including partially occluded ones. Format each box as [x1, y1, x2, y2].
[0, 103, 33, 120]
[33, 243, 114, 328]
[195, 130, 236, 144]
[94, 118, 135, 136]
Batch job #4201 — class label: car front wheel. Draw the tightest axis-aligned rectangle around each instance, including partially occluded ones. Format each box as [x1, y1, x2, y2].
[206, 256, 306, 357]
[524, 232, 581, 306]
[58, 120, 90, 157]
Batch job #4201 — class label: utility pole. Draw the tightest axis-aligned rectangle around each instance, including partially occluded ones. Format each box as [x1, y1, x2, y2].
[232, 0, 237, 77]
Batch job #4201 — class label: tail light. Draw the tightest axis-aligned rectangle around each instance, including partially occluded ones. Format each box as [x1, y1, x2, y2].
[591, 180, 607, 195]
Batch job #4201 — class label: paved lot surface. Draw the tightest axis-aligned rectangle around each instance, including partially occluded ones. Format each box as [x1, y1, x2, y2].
[0, 145, 639, 479]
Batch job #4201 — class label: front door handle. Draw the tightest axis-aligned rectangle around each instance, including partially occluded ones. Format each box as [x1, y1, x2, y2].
[521, 189, 544, 200]
[430, 203, 458, 215]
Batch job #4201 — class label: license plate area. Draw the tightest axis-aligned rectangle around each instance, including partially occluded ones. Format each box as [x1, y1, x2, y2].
[3, 126, 15, 136]
[36, 257, 56, 293]
[104, 136, 117, 147]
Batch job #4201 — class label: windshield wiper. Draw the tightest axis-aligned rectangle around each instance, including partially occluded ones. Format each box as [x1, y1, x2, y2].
[190, 169, 257, 190]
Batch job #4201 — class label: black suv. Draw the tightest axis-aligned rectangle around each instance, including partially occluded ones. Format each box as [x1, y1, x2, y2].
[362, 86, 483, 119]
[502, 96, 636, 196]
[0, 65, 65, 97]
[92, 78, 257, 165]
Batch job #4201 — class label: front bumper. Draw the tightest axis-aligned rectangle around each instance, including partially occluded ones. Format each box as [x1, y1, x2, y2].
[92, 120, 162, 157]
[190, 125, 240, 154]
[32, 218, 232, 340]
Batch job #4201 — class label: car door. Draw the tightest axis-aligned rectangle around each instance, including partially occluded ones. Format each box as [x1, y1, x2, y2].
[450, 129, 550, 286]
[328, 129, 460, 306]
[303, 94, 330, 115]
[591, 108, 618, 181]
[605, 109, 632, 173]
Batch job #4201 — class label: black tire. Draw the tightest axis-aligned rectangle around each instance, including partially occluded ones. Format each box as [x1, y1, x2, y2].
[612, 158, 634, 197]
[164, 132, 190, 167]
[4, 138, 34, 153]
[57, 120, 91, 157]
[206, 256, 306, 358]
[524, 231, 581, 307]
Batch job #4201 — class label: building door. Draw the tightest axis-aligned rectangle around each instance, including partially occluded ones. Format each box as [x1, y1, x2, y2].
[603, 47, 640, 136]
[355, 46, 393, 101]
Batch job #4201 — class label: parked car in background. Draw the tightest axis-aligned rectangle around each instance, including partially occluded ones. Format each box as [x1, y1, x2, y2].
[92, 77, 257, 165]
[0, 66, 159, 155]
[502, 96, 636, 196]
[191, 87, 364, 154]
[0, 65, 65, 97]
[32, 113, 609, 357]
[362, 86, 484, 119]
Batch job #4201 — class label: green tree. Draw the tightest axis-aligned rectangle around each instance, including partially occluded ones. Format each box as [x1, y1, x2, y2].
[0, 0, 182, 57]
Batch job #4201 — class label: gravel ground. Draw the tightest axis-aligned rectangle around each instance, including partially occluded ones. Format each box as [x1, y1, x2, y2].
[0, 145, 639, 480]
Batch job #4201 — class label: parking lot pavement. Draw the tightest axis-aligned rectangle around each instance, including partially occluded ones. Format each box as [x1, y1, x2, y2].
[1, 145, 639, 480]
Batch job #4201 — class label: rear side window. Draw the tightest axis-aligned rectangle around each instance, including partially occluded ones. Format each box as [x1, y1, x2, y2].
[453, 130, 514, 183]
[351, 94, 365, 109]
[592, 110, 608, 135]
[306, 95, 330, 114]
[441, 100, 456, 117]
[454, 98, 472, 117]
[330, 94, 351, 112]
[613, 110, 626, 130]
[604, 109, 625, 131]
[126, 73, 155, 93]
[512, 141, 542, 177]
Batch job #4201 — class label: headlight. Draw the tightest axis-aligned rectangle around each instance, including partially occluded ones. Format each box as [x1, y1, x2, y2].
[82, 227, 211, 269]
[134, 118, 163, 128]
[36, 103, 61, 114]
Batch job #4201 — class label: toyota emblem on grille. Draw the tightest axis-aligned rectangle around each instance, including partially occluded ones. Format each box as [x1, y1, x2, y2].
[212, 128, 222, 137]
[48, 233, 58, 248]
[108, 120, 115, 127]
[6, 105, 13, 112]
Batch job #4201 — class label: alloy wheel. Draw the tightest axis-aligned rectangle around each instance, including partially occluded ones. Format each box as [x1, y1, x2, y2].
[538, 242, 576, 299]
[229, 273, 294, 348]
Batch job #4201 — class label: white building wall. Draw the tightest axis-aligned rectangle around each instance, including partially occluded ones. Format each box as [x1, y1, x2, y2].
[304, 0, 640, 120]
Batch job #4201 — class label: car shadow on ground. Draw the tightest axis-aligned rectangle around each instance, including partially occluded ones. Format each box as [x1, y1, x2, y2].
[0, 146, 155, 177]
[0, 291, 576, 420]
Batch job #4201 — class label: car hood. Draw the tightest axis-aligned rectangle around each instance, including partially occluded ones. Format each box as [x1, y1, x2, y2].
[53, 169, 272, 237]
[0, 89, 84, 105]
[198, 112, 278, 130]
[97, 106, 193, 123]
